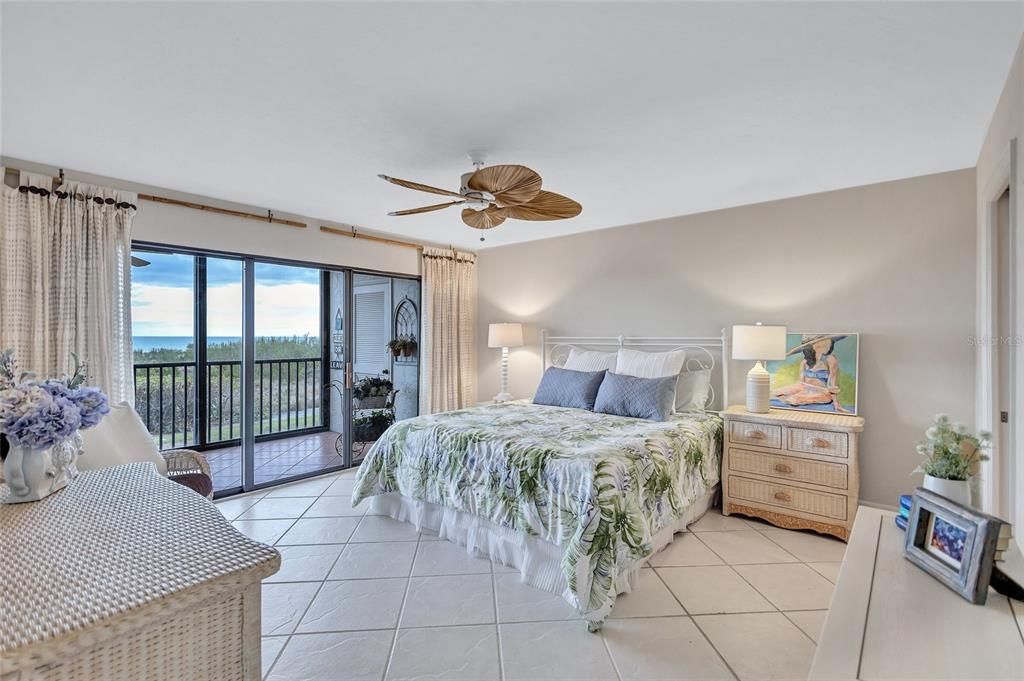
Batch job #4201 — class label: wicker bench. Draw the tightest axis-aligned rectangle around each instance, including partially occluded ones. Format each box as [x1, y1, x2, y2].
[0, 463, 280, 680]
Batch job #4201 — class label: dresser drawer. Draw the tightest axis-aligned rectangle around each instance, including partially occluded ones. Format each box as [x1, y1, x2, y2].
[728, 448, 849, 489]
[728, 421, 782, 449]
[728, 475, 848, 521]
[787, 427, 849, 458]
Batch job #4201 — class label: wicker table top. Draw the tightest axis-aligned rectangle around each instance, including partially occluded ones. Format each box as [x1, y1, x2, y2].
[0, 462, 279, 656]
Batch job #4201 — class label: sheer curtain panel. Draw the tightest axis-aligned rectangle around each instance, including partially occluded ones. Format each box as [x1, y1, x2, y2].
[420, 247, 476, 413]
[0, 170, 136, 402]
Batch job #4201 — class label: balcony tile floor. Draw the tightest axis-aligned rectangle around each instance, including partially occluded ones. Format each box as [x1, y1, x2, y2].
[218, 469, 848, 681]
[206, 431, 345, 490]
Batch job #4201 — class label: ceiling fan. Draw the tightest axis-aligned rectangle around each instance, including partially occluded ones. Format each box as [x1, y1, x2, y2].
[379, 162, 582, 231]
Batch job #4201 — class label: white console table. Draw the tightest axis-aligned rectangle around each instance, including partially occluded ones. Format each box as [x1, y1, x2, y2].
[0, 463, 280, 681]
[811, 506, 1024, 680]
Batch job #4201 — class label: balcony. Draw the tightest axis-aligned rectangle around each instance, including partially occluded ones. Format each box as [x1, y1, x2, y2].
[133, 356, 340, 490]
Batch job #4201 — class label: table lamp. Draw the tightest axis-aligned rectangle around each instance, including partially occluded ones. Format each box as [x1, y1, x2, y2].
[488, 322, 524, 403]
[732, 323, 787, 413]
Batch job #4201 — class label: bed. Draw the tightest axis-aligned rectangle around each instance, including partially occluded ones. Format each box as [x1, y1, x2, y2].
[352, 333, 728, 629]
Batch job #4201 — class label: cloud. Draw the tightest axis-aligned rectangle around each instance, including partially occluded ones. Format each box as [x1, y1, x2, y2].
[132, 282, 321, 338]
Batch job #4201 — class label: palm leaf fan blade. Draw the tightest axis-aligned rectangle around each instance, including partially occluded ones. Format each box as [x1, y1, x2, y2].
[378, 174, 465, 199]
[461, 207, 507, 230]
[466, 165, 542, 207]
[388, 201, 464, 216]
[502, 191, 582, 221]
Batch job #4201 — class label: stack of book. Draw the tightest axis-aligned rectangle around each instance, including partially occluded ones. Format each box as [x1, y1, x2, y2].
[995, 525, 1013, 562]
[895, 494, 911, 531]
[894, 494, 1014, 561]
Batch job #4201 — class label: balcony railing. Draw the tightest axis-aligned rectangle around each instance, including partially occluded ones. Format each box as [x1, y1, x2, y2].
[133, 357, 324, 450]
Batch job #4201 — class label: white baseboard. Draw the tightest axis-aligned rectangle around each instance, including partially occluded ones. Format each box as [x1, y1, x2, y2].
[859, 499, 898, 512]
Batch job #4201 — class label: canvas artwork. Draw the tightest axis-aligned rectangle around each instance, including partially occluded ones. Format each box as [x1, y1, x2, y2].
[767, 333, 859, 415]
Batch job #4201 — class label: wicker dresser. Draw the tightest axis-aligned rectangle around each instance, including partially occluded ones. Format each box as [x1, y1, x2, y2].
[721, 405, 865, 541]
[0, 462, 280, 681]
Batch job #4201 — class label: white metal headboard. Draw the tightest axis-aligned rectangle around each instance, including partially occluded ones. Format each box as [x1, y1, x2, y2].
[540, 330, 730, 412]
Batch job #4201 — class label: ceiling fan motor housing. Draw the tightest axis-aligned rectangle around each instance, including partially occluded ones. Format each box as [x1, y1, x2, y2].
[459, 171, 495, 210]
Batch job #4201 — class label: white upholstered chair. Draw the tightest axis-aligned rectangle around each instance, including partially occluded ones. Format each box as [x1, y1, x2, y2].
[79, 402, 214, 499]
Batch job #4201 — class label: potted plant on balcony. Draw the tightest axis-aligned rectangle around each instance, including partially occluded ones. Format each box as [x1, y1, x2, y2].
[914, 414, 990, 507]
[352, 408, 395, 444]
[400, 335, 417, 358]
[352, 373, 393, 410]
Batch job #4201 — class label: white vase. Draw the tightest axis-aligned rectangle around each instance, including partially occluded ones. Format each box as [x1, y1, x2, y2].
[922, 474, 972, 507]
[2, 434, 82, 503]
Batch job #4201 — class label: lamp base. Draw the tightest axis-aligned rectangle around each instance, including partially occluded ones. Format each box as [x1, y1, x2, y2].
[493, 392, 513, 403]
[745, 361, 771, 413]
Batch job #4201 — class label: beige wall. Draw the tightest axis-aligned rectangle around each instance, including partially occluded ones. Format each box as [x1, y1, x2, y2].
[1, 156, 422, 275]
[974, 33, 1024, 523]
[477, 169, 977, 507]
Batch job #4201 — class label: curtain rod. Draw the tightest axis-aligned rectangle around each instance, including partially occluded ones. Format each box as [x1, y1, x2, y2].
[3, 166, 306, 229]
[319, 224, 424, 251]
[5, 165, 439, 253]
[137, 193, 306, 229]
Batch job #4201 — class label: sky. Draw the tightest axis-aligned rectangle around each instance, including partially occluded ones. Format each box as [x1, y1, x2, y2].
[131, 252, 321, 337]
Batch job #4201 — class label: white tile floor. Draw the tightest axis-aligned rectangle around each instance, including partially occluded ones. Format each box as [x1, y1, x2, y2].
[218, 470, 847, 681]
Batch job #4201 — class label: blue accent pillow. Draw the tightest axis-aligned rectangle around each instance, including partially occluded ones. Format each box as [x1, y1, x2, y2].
[593, 371, 677, 421]
[533, 367, 607, 410]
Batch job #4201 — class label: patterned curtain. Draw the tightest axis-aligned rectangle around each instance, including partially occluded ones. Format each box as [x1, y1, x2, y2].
[0, 170, 136, 403]
[420, 247, 476, 413]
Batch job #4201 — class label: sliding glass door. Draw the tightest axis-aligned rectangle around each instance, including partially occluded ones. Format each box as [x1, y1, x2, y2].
[251, 263, 334, 485]
[130, 245, 419, 496]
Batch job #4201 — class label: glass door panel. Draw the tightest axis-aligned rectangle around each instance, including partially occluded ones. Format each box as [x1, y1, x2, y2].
[130, 250, 197, 451]
[252, 262, 333, 485]
[204, 257, 244, 492]
[350, 274, 420, 465]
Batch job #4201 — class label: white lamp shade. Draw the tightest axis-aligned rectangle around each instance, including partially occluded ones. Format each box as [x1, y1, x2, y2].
[732, 324, 787, 361]
[488, 323, 524, 349]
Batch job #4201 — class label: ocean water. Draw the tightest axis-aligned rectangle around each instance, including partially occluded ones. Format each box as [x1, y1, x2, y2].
[133, 336, 240, 351]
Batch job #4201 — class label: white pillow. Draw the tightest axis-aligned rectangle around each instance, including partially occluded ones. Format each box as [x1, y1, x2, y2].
[615, 348, 687, 379]
[675, 369, 712, 412]
[79, 401, 168, 476]
[562, 348, 617, 372]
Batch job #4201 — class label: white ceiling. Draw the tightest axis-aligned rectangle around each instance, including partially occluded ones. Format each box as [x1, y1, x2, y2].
[2, 2, 1022, 250]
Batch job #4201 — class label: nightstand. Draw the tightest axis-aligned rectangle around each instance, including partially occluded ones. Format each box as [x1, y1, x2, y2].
[721, 405, 864, 541]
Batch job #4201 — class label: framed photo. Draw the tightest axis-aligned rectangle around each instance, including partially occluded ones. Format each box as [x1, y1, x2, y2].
[904, 487, 1005, 604]
[766, 332, 859, 415]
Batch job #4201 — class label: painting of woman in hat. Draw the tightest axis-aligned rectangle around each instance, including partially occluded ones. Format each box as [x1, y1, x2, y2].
[769, 333, 858, 414]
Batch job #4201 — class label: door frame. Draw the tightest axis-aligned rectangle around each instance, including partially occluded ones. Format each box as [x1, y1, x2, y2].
[130, 240, 421, 497]
[977, 137, 1022, 528]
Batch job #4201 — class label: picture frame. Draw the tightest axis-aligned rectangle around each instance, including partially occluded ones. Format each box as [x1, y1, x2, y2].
[766, 332, 859, 415]
[903, 487, 1005, 604]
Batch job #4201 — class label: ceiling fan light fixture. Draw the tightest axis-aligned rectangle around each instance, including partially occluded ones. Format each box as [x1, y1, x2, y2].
[380, 162, 581, 231]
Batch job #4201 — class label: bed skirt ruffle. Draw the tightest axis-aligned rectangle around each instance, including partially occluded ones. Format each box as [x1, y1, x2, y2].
[368, 485, 718, 626]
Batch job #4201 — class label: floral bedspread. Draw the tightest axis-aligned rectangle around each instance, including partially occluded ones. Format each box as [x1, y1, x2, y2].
[352, 401, 722, 623]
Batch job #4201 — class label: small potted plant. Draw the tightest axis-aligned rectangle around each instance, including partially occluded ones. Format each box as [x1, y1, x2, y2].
[401, 335, 417, 358]
[915, 414, 990, 507]
[386, 338, 402, 358]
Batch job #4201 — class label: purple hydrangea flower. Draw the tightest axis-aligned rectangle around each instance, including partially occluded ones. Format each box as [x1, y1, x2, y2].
[72, 386, 110, 429]
[0, 352, 110, 449]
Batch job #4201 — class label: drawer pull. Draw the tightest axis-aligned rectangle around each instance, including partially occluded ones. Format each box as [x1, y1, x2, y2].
[748, 430, 766, 440]
[773, 463, 793, 474]
[774, 491, 792, 502]
[810, 437, 830, 448]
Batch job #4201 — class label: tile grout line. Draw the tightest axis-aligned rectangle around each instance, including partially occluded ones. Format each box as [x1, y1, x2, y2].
[259, 478, 331, 680]
[381, 525, 424, 681]
[261, 473, 344, 680]
[490, 551, 506, 681]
